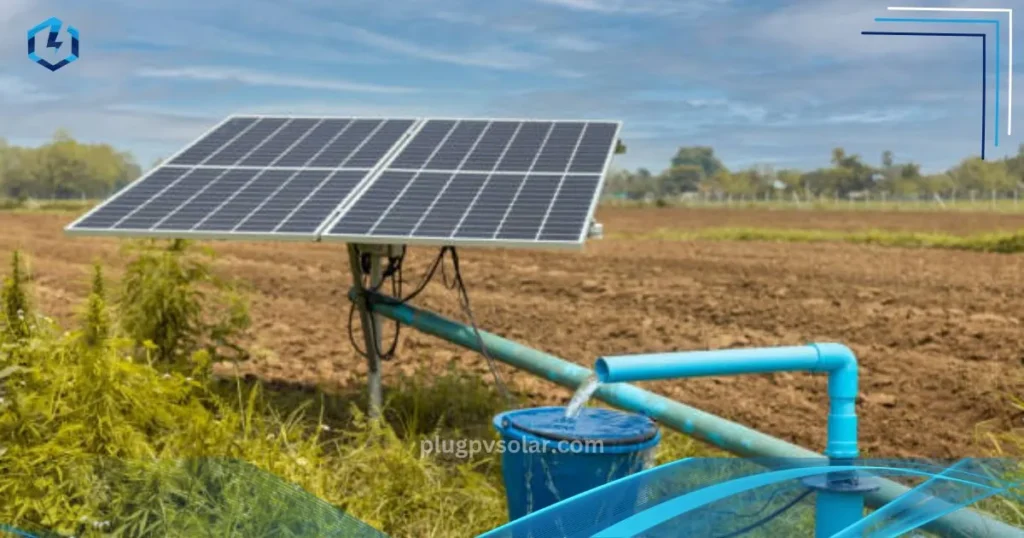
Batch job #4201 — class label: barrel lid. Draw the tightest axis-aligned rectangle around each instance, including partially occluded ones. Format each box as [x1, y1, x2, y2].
[502, 407, 658, 446]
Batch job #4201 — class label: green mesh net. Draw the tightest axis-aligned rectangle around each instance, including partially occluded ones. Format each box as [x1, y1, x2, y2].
[2, 458, 388, 538]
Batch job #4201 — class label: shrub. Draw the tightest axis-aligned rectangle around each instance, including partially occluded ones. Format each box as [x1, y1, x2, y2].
[117, 240, 250, 372]
[80, 263, 110, 348]
[1, 250, 31, 340]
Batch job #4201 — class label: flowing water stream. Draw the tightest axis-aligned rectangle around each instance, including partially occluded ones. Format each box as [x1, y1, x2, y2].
[564, 374, 601, 419]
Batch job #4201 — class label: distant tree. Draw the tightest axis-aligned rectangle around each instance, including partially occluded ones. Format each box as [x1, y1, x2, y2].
[923, 173, 954, 196]
[52, 128, 73, 143]
[602, 168, 633, 197]
[900, 163, 921, 179]
[1005, 144, 1024, 184]
[952, 157, 1013, 194]
[660, 165, 704, 194]
[671, 147, 726, 179]
[0, 130, 141, 200]
[831, 148, 846, 167]
[776, 169, 803, 193]
[881, 150, 894, 169]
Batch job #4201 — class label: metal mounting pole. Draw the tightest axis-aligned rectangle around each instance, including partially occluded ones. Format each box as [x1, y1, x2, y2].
[347, 243, 384, 419]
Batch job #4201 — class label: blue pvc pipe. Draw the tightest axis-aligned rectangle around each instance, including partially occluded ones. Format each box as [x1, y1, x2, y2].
[596, 344, 861, 536]
[596, 345, 821, 382]
[595, 344, 858, 460]
[352, 289, 1024, 538]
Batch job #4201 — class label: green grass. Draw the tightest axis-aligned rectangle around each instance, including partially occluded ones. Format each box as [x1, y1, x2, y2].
[603, 197, 1024, 214]
[610, 227, 1024, 254]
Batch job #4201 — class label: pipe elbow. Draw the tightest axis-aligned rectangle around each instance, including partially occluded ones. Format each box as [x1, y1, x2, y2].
[811, 343, 858, 401]
[595, 357, 611, 383]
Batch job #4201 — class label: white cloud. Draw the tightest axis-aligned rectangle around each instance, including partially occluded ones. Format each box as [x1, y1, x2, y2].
[337, 23, 545, 70]
[432, 11, 488, 25]
[0, 0, 32, 24]
[536, 0, 728, 16]
[103, 103, 221, 121]
[547, 35, 603, 52]
[752, 0, 954, 59]
[135, 66, 420, 94]
[538, 0, 635, 12]
[197, 0, 549, 72]
[2, 106, 213, 147]
[821, 108, 934, 125]
[236, 100, 473, 118]
[430, 9, 600, 55]
[0, 75, 60, 104]
[682, 98, 768, 122]
[552, 68, 588, 78]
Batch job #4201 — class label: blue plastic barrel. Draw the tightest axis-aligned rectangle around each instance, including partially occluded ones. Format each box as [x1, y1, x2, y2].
[493, 406, 661, 521]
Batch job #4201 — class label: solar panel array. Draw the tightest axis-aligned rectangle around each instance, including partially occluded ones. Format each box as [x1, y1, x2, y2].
[67, 115, 621, 249]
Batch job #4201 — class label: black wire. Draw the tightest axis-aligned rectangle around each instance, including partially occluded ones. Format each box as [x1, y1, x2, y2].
[346, 245, 514, 404]
[351, 246, 514, 404]
[710, 488, 814, 538]
[439, 252, 458, 290]
[349, 245, 450, 361]
[447, 247, 513, 405]
[399, 247, 450, 303]
[348, 246, 406, 361]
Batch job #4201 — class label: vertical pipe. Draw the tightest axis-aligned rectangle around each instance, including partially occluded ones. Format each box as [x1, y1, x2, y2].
[817, 490, 866, 537]
[815, 343, 864, 536]
[599, 344, 865, 537]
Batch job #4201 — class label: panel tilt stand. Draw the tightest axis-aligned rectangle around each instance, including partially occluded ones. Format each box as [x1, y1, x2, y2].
[346, 243, 403, 419]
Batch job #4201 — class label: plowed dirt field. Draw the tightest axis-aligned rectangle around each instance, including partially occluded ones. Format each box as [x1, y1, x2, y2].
[2, 206, 1023, 458]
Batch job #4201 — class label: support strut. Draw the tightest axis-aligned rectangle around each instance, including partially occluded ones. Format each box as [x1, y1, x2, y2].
[346, 243, 385, 418]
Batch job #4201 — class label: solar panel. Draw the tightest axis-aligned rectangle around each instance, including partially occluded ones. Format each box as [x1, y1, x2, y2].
[320, 119, 620, 249]
[66, 115, 621, 249]
[66, 116, 418, 240]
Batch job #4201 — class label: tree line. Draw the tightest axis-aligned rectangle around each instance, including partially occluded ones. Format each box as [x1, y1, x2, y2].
[604, 146, 1024, 201]
[0, 130, 142, 200]
[3, 131, 1024, 203]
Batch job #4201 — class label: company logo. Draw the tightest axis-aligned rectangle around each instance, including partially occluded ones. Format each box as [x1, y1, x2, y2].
[27, 17, 79, 72]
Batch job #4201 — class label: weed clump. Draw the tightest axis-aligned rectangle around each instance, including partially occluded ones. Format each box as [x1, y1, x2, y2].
[117, 239, 250, 372]
[1, 250, 31, 340]
[80, 263, 109, 348]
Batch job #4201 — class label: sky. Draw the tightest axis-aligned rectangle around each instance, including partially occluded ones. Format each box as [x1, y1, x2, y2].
[0, 0, 1020, 174]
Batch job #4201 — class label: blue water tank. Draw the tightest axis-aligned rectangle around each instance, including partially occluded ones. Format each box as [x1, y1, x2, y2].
[493, 406, 661, 521]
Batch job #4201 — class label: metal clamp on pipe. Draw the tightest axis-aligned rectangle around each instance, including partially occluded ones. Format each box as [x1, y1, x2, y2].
[595, 343, 875, 537]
